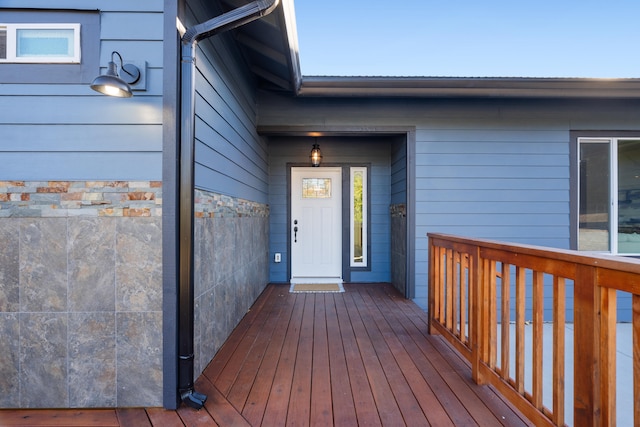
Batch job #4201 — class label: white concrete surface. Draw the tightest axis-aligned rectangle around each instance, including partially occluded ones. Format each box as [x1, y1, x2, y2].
[495, 323, 633, 426]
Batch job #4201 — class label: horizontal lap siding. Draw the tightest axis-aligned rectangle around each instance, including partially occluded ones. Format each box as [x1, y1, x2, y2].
[1, 1, 163, 10]
[0, 4, 164, 181]
[187, 0, 268, 203]
[413, 128, 570, 307]
[414, 128, 570, 244]
[258, 91, 640, 315]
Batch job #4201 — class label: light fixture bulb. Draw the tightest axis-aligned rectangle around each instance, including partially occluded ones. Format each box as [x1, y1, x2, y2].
[310, 142, 322, 167]
[90, 51, 140, 98]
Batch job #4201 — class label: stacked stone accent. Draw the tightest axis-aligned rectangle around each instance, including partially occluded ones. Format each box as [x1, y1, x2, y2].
[390, 204, 407, 296]
[195, 190, 269, 218]
[192, 189, 270, 378]
[0, 181, 162, 218]
[0, 181, 162, 408]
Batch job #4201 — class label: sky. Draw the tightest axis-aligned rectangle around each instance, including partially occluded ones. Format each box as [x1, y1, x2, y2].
[293, 0, 640, 78]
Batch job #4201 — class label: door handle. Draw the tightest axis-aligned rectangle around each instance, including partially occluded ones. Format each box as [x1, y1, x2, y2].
[294, 226, 298, 242]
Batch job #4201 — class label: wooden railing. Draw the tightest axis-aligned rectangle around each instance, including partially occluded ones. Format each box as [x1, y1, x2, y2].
[428, 233, 639, 427]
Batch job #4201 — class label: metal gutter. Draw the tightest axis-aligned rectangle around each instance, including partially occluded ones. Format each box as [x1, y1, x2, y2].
[297, 76, 640, 98]
[178, 0, 279, 410]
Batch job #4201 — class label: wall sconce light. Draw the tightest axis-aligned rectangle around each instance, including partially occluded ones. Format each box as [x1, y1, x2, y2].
[310, 141, 322, 167]
[90, 51, 142, 97]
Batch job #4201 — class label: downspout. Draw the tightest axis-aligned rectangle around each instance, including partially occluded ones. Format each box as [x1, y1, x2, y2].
[178, 0, 280, 409]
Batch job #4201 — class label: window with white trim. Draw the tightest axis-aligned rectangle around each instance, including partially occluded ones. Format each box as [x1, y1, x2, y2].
[579, 137, 640, 255]
[350, 167, 368, 267]
[0, 23, 80, 63]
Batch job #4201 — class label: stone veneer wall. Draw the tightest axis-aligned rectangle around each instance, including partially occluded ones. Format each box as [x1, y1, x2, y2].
[0, 181, 163, 408]
[390, 204, 407, 296]
[193, 189, 269, 378]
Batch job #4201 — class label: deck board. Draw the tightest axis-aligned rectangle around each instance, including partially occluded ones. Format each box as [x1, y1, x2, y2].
[0, 409, 120, 426]
[226, 289, 283, 411]
[241, 290, 296, 425]
[176, 403, 219, 427]
[260, 293, 304, 425]
[0, 283, 533, 427]
[115, 408, 152, 427]
[325, 294, 358, 426]
[145, 408, 184, 427]
[343, 290, 406, 425]
[287, 294, 315, 425]
[310, 294, 333, 426]
[352, 289, 430, 425]
[361, 285, 455, 426]
[333, 291, 382, 426]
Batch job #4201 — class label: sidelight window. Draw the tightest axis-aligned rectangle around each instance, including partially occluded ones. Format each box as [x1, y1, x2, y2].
[350, 167, 367, 267]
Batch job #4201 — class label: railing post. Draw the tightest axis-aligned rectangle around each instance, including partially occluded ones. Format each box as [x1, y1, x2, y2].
[573, 265, 602, 427]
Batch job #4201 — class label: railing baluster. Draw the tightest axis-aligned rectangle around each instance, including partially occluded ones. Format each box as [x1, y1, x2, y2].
[446, 248, 454, 330]
[532, 270, 544, 410]
[461, 254, 468, 344]
[453, 251, 460, 338]
[428, 240, 440, 335]
[552, 276, 565, 426]
[488, 260, 497, 369]
[480, 258, 489, 363]
[516, 266, 526, 395]
[634, 295, 640, 426]
[501, 263, 511, 381]
[435, 246, 444, 324]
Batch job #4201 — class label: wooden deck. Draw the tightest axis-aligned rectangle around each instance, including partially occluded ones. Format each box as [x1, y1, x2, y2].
[0, 283, 533, 426]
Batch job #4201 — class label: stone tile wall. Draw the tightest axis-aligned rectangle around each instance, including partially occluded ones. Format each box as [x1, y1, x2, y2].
[0, 181, 162, 408]
[391, 204, 407, 296]
[193, 190, 270, 378]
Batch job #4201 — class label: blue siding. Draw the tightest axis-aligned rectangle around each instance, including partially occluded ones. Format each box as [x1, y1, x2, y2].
[1, 1, 163, 10]
[257, 94, 640, 316]
[0, 4, 164, 181]
[268, 137, 392, 284]
[412, 127, 572, 307]
[414, 129, 571, 235]
[184, 1, 268, 204]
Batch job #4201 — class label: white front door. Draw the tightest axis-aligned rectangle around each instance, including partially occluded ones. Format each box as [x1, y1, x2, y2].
[291, 167, 342, 284]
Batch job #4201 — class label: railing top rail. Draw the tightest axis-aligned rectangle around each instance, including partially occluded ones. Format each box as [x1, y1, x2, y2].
[428, 232, 640, 277]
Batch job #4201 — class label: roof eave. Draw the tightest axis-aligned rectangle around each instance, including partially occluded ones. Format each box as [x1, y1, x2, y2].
[279, 0, 302, 92]
[296, 76, 640, 98]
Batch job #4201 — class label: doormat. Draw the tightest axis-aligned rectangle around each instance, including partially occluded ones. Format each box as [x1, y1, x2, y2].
[289, 283, 345, 293]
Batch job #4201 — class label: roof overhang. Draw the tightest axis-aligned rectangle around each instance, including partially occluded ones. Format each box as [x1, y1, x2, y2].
[297, 76, 640, 99]
[223, 0, 640, 100]
[221, 0, 301, 93]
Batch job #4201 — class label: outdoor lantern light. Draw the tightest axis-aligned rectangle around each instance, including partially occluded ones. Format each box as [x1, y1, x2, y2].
[310, 141, 322, 167]
[90, 51, 141, 97]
